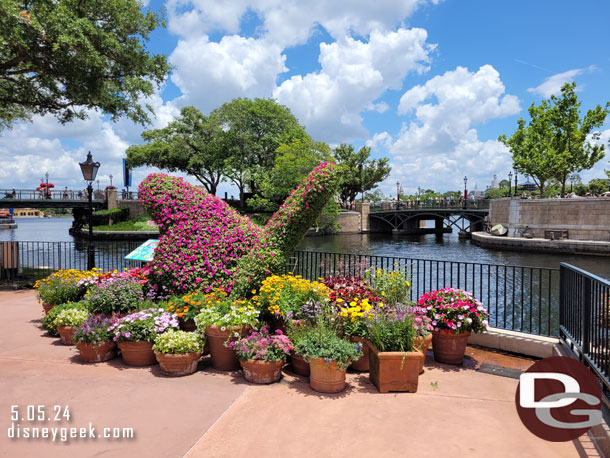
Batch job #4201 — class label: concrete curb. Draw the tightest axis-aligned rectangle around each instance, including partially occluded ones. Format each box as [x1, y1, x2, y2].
[468, 327, 558, 359]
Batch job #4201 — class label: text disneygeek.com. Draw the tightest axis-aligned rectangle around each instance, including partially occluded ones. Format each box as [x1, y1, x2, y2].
[8, 405, 135, 443]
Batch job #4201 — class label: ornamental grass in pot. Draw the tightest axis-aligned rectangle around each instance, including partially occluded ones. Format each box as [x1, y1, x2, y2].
[74, 315, 118, 363]
[418, 288, 488, 365]
[230, 325, 291, 384]
[194, 291, 259, 371]
[109, 308, 179, 367]
[294, 326, 362, 393]
[53, 309, 89, 345]
[153, 330, 203, 376]
[367, 309, 422, 393]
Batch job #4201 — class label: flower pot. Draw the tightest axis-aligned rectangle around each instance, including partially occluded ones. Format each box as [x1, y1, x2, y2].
[240, 359, 284, 384]
[77, 341, 116, 363]
[118, 341, 156, 366]
[309, 358, 348, 393]
[179, 317, 197, 332]
[57, 326, 75, 345]
[42, 302, 55, 315]
[290, 351, 310, 377]
[368, 343, 423, 393]
[413, 333, 433, 374]
[155, 351, 202, 376]
[349, 336, 369, 372]
[205, 325, 250, 371]
[432, 330, 471, 365]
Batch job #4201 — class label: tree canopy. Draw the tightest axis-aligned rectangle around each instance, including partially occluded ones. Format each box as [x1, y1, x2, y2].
[499, 82, 609, 197]
[0, 0, 170, 129]
[332, 144, 391, 206]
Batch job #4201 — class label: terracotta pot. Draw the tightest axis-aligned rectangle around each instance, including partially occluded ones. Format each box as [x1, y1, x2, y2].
[77, 341, 116, 363]
[205, 325, 250, 371]
[155, 351, 201, 376]
[42, 302, 55, 315]
[309, 358, 348, 393]
[290, 351, 310, 377]
[57, 326, 75, 345]
[413, 333, 433, 373]
[179, 317, 197, 332]
[432, 330, 471, 365]
[118, 341, 156, 366]
[240, 359, 284, 384]
[368, 343, 423, 393]
[349, 336, 370, 372]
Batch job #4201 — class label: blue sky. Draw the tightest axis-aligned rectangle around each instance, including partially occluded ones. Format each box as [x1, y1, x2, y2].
[1, 0, 609, 196]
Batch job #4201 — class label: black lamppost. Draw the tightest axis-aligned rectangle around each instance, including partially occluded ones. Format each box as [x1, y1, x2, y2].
[109, 174, 113, 187]
[514, 172, 518, 197]
[79, 152, 100, 270]
[396, 180, 400, 210]
[45, 171, 49, 199]
[508, 171, 512, 196]
[569, 174, 576, 193]
[463, 176, 468, 207]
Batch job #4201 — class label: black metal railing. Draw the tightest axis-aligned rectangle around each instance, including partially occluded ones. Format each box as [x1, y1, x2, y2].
[291, 250, 559, 336]
[560, 263, 610, 396]
[370, 199, 490, 212]
[0, 188, 104, 201]
[0, 241, 143, 283]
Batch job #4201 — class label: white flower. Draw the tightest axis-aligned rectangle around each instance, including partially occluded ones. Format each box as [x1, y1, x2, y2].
[466, 317, 472, 324]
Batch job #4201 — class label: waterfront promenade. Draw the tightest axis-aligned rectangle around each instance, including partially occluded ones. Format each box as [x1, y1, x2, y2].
[0, 290, 595, 458]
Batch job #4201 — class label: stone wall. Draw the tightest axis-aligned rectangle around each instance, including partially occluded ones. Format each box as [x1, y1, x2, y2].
[490, 198, 610, 241]
[335, 211, 361, 233]
[120, 200, 147, 218]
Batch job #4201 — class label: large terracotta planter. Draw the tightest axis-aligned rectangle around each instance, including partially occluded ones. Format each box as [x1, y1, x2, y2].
[42, 302, 55, 315]
[290, 351, 310, 377]
[118, 341, 156, 366]
[240, 359, 284, 384]
[309, 358, 348, 393]
[179, 317, 197, 332]
[368, 343, 423, 393]
[432, 330, 471, 365]
[155, 351, 201, 376]
[413, 333, 433, 373]
[205, 325, 250, 371]
[349, 336, 369, 372]
[77, 341, 116, 363]
[57, 326, 75, 345]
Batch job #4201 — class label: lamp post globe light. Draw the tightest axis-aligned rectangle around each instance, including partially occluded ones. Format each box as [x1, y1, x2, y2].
[396, 180, 400, 210]
[514, 172, 518, 197]
[508, 171, 513, 196]
[79, 152, 100, 270]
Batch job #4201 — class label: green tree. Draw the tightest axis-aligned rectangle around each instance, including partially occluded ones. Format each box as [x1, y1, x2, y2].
[587, 178, 609, 195]
[485, 188, 510, 199]
[332, 144, 391, 207]
[212, 98, 309, 205]
[498, 179, 510, 189]
[0, 0, 170, 129]
[549, 83, 609, 196]
[499, 103, 555, 197]
[126, 107, 226, 195]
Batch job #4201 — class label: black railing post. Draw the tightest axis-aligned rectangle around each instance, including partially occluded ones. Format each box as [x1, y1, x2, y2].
[582, 276, 592, 361]
[559, 264, 565, 339]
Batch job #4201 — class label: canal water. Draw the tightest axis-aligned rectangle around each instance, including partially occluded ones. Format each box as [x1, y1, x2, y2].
[2, 217, 609, 279]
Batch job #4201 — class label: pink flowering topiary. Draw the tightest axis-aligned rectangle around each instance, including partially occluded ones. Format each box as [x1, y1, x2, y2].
[139, 162, 338, 295]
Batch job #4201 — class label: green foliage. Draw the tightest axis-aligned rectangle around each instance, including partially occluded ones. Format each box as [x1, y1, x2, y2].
[127, 107, 226, 195]
[85, 278, 143, 316]
[588, 178, 609, 195]
[153, 330, 203, 355]
[332, 144, 391, 206]
[93, 215, 156, 232]
[0, 0, 170, 129]
[53, 308, 89, 327]
[365, 267, 411, 307]
[90, 208, 130, 227]
[368, 314, 416, 352]
[42, 302, 89, 336]
[293, 325, 362, 369]
[485, 187, 511, 199]
[500, 82, 609, 197]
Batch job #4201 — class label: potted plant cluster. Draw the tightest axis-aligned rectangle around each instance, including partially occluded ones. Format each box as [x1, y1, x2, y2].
[42, 301, 89, 337]
[194, 290, 259, 371]
[53, 308, 89, 345]
[85, 275, 144, 316]
[153, 330, 203, 376]
[230, 325, 291, 384]
[108, 308, 179, 366]
[335, 296, 376, 372]
[367, 307, 423, 393]
[74, 315, 119, 363]
[166, 292, 207, 331]
[294, 325, 362, 393]
[418, 288, 489, 365]
[34, 268, 100, 314]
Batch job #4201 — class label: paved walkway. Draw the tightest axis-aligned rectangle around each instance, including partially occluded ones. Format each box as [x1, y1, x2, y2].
[0, 290, 597, 458]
